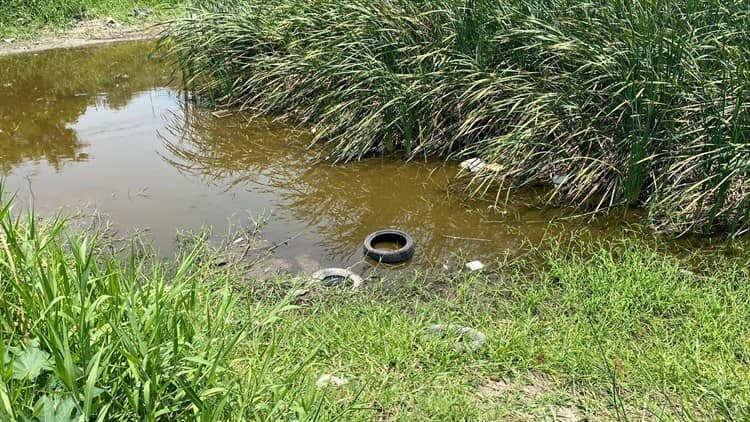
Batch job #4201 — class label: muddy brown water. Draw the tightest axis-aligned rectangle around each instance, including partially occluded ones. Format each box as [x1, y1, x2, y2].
[0, 41, 709, 272]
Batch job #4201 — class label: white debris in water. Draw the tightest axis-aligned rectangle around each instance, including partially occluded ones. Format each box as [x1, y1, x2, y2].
[316, 374, 347, 389]
[459, 158, 486, 173]
[232, 237, 245, 245]
[485, 163, 503, 173]
[552, 174, 569, 187]
[465, 260, 485, 271]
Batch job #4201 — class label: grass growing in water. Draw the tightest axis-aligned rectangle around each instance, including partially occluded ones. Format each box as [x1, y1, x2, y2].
[163, 0, 750, 236]
[2, 187, 748, 418]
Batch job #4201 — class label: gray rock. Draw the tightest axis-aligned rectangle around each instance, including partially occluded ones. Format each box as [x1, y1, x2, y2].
[132, 8, 153, 18]
[425, 324, 487, 352]
[316, 374, 347, 388]
[292, 289, 310, 298]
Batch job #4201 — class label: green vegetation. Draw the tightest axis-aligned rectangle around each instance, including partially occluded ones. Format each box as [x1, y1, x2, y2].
[2, 187, 748, 419]
[253, 240, 750, 419]
[0, 0, 197, 38]
[3, 2, 748, 419]
[163, 0, 750, 236]
[0, 194, 339, 419]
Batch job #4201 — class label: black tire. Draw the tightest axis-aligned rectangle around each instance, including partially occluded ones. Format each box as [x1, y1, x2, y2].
[363, 229, 415, 263]
[310, 268, 364, 290]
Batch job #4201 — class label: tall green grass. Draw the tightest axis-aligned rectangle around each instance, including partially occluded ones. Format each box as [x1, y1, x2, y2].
[0, 192, 331, 420]
[162, 0, 750, 236]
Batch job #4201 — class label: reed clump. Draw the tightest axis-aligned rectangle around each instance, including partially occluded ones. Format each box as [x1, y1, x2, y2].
[163, 0, 750, 236]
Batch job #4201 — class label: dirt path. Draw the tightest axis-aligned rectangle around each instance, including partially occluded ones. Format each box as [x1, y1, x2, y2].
[0, 19, 159, 56]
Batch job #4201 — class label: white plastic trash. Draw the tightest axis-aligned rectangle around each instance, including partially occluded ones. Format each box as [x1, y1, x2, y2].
[316, 374, 347, 389]
[459, 158, 486, 173]
[465, 260, 485, 271]
[552, 174, 568, 187]
[485, 163, 503, 173]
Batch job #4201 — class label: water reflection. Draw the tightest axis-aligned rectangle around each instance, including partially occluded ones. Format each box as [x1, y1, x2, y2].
[160, 105, 312, 189]
[1, 41, 642, 268]
[160, 102, 556, 265]
[0, 41, 168, 172]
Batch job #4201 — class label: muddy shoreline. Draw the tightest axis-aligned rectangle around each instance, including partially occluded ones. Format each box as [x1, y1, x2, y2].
[0, 19, 158, 56]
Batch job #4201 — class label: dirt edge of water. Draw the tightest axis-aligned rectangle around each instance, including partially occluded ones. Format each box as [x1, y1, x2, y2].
[0, 19, 158, 56]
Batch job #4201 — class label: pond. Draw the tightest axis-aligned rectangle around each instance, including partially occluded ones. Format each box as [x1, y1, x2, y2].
[1, 41, 650, 271]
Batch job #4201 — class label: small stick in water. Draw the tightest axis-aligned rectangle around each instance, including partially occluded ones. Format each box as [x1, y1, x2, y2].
[442, 235, 492, 242]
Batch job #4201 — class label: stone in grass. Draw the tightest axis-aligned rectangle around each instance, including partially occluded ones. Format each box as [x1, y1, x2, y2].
[292, 288, 310, 298]
[132, 8, 153, 18]
[316, 374, 347, 389]
[465, 260, 485, 271]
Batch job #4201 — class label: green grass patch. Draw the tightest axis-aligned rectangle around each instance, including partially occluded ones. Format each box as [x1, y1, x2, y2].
[247, 243, 750, 419]
[0, 0, 201, 38]
[2, 188, 749, 419]
[0, 196, 336, 419]
[162, 0, 750, 236]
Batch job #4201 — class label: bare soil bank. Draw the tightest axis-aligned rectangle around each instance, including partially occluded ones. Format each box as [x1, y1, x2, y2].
[0, 19, 157, 55]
